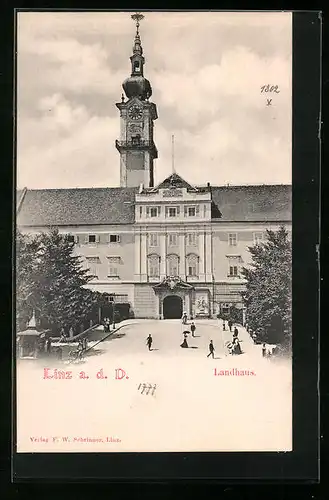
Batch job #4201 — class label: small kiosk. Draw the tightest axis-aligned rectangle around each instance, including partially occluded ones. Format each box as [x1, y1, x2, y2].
[17, 311, 44, 360]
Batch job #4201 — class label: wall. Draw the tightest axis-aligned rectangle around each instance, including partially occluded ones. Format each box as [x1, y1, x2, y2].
[134, 284, 157, 318]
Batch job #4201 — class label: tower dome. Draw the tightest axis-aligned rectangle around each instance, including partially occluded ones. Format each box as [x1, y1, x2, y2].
[123, 75, 152, 100]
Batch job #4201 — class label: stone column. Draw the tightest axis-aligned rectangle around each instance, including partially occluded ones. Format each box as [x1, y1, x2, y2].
[179, 232, 186, 279]
[160, 233, 166, 279]
[140, 232, 147, 282]
[199, 231, 206, 281]
[134, 232, 141, 281]
[205, 231, 213, 282]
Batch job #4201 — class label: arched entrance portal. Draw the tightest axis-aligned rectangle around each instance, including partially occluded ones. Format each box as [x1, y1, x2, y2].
[163, 295, 183, 319]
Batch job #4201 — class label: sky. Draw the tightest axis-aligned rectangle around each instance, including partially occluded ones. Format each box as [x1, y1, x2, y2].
[16, 11, 292, 189]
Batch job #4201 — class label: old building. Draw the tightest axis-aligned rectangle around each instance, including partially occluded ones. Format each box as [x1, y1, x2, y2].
[17, 18, 292, 321]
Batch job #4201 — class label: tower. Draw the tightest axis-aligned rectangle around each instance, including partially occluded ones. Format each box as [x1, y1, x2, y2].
[116, 13, 158, 188]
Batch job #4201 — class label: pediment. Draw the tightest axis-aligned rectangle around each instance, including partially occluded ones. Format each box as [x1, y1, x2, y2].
[153, 276, 194, 291]
[156, 173, 197, 191]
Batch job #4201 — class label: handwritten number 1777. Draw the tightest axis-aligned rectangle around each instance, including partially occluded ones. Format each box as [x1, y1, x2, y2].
[261, 85, 280, 94]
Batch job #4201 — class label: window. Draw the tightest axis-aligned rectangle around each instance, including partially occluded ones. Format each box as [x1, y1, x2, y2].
[131, 135, 141, 145]
[253, 232, 264, 245]
[139, 206, 143, 217]
[149, 233, 158, 247]
[168, 233, 178, 246]
[109, 234, 120, 243]
[229, 266, 238, 277]
[86, 257, 100, 278]
[184, 205, 199, 217]
[148, 254, 160, 278]
[167, 254, 179, 276]
[67, 234, 75, 243]
[227, 255, 242, 277]
[165, 206, 180, 218]
[186, 233, 197, 246]
[186, 254, 199, 277]
[107, 256, 121, 278]
[146, 206, 160, 218]
[228, 233, 237, 246]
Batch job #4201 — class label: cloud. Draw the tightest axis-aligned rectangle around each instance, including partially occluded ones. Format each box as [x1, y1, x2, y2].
[16, 11, 292, 189]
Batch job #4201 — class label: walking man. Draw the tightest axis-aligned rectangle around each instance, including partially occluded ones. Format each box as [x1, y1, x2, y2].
[233, 326, 239, 339]
[228, 319, 233, 332]
[190, 321, 196, 337]
[207, 340, 215, 359]
[222, 320, 226, 331]
[146, 334, 153, 351]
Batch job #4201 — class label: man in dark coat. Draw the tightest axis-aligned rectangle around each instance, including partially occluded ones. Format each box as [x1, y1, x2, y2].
[228, 320, 233, 332]
[146, 334, 153, 351]
[207, 340, 215, 358]
[190, 322, 196, 337]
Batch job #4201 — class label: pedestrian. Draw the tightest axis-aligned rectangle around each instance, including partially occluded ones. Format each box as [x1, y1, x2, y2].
[262, 343, 267, 357]
[228, 319, 233, 332]
[232, 337, 242, 354]
[233, 326, 239, 339]
[222, 320, 226, 331]
[46, 338, 52, 354]
[84, 338, 88, 350]
[180, 333, 188, 348]
[190, 322, 196, 337]
[207, 340, 215, 358]
[182, 312, 187, 325]
[146, 334, 153, 351]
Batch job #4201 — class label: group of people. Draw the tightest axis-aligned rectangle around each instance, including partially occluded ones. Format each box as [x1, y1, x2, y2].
[145, 315, 243, 358]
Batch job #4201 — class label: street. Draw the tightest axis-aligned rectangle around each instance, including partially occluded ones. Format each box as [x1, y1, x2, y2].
[17, 319, 292, 453]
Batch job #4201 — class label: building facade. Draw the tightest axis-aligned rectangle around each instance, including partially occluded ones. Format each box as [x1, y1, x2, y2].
[16, 20, 292, 321]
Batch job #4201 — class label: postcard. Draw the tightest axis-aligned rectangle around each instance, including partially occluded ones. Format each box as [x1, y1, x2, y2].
[16, 11, 293, 454]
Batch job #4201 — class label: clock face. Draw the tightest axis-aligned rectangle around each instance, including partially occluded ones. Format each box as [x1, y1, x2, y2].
[128, 105, 143, 120]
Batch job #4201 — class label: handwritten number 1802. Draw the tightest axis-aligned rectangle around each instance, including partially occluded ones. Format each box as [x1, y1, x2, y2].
[261, 84, 280, 94]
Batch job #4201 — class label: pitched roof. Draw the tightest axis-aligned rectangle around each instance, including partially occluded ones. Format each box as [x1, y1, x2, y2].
[211, 184, 291, 222]
[17, 184, 291, 227]
[17, 187, 138, 226]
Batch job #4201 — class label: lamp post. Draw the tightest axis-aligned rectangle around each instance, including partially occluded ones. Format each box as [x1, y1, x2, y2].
[112, 299, 116, 330]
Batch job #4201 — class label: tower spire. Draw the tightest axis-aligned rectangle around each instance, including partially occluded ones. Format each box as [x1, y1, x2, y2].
[131, 12, 144, 57]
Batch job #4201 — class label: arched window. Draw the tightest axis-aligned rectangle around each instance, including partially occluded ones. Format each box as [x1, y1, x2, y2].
[148, 254, 160, 278]
[186, 253, 199, 277]
[166, 254, 179, 277]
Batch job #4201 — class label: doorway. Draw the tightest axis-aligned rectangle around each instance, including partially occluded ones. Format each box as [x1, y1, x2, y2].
[163, 295, 183, 319]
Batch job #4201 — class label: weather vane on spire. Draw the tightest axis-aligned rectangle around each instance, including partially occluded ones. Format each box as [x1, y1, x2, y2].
[131, 12, 144, 35]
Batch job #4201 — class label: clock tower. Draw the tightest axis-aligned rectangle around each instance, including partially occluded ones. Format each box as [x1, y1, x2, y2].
[115, 13, 158, 188]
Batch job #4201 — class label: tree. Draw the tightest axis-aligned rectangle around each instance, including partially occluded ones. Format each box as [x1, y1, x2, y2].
[16, 228, 98, 334]
[241, 226, 292, 345]
[16, 231, 42, 331]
